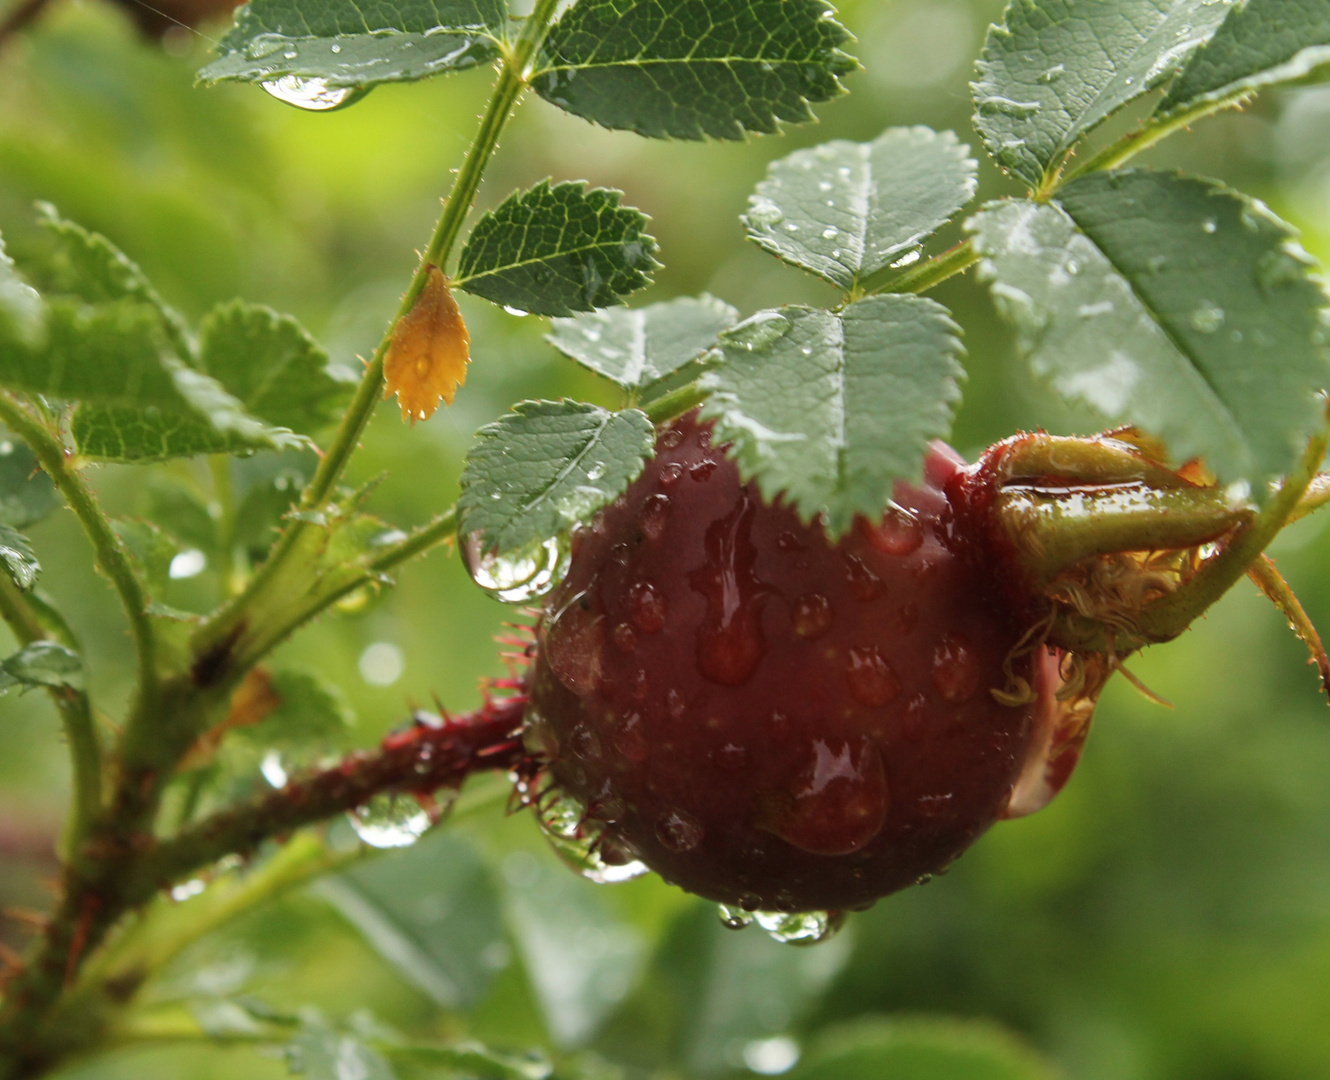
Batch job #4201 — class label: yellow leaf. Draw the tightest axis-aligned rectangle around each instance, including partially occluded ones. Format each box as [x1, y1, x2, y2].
[383, 265, 471, 423]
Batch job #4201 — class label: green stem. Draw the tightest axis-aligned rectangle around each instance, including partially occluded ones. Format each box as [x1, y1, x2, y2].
[0, 395, 155, 706]
[643, 382, 710, 426]
[193, 0, 562, 680]
[208, 456, 238, 596]
[1289, 472, 1330, 525]
[1059, 92, 1251, 187]
[1138, 428, 1330, 644]
[858, 239, 980, 298]
[0, 578, 101, 849]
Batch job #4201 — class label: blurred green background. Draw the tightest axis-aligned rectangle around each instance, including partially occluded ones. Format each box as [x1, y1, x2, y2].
[3, 1, 1330, 1077]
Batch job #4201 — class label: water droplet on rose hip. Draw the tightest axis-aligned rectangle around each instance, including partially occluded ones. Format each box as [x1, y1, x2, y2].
[657, 808, 705, 852]
[660, 462, 684, 487]
[843, 553, 884, 602]
[791, 593, 832, 638]
[846, 646, 901, 707]
[628, 581, 667, 633]
[932, 633, 980, 703]
[639, 493, 671, 540]
[861, 503, 924, 556]
[348, 793, 433, 848]
[757, 738, 888, 855]
[690, 491, 768, 685]
[718, 903, 754, 929]
[754, 908, 844, 945]
[612, 622, 637, 653]
[614, 713, 649, 762]
[545, 593, 606, 696]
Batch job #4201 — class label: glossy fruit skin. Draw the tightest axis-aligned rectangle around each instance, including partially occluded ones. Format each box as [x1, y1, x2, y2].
[525, 413, 1060, 912]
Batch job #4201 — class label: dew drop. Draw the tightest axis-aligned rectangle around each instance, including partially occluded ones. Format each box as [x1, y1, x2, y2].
[656, 808, 704, 852]
[260, 749, 288, 788]
[1037, 63, 1065, 83]
[1202, 218, 1218, 233]
[1189, 302, 1225, 334]
[756, 738, 888, 855]
[860, 503, 924, 556]
[545, 594, 606, 696]
[690, 491, 768, 685]
[538, 783, 648, 883]
[628, 580, 666, 633]
[612, 622, 638, 653]
[568, 723, 602, 761]
[753, 908, 844, 945]
[791, 593, 833, 638]
[822, 227, 840, 240]
[348, 793, 433, 848]
[890, 249, 921, 269]
[718, 903, 754, 930]
[715, 742, 748, 771]
[639, 493, 671, 541]
[260, 75, 369, 111]
[660, 462, 684, 487]
[463, 532, 569, 602]
[843, 553, 884, 602]
[689, 459, 717, 483]
[330, 42, 342, 54]
[846, 646, 901, 707]
[931, 633, 980, 703]
[659, 427, 684, 450]
[614, 713, 649, 762]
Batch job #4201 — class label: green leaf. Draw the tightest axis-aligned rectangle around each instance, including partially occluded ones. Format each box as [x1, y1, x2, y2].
[198, 301, 356, 436]
[744, 127, 978, 290]
[35, 205, 192, 355]
[969, 170, 1330, 496]
[113, 518, 179, 593]
[286, 1013, 397, 1080]
[973, 0, 1233, 189]
[315, 832, 505, 1010]
[0, 525, 39, 592]
[700, 296, 966, 537]
[144, 476, 218, 554]
[532, 0, 856, 140]
[501, 850, 646, 1046]
[232, 452, 315, 563]
[458, 401, 655, 556]
[457, 181, 660, 317]
[789, 1017, 1059, 1080]
[384, 1041, 551, 1080]
[200, 0, 507, 93]
[0, 232, 44, 351]
[547, 295, 737, 393]
[0, 436, 58, 530]
[0, 641, 83, 693]
[1160, 0, 1330, 115]
[246, 669, 355, 743]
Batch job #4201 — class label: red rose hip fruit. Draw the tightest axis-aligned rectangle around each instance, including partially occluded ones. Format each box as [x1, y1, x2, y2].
[523, 413, 1078, 920]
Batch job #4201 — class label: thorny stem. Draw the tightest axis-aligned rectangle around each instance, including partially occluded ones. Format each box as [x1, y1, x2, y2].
[194, 0, 562, 687]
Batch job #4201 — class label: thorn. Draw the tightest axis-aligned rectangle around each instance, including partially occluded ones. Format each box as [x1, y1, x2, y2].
[1115, 663, 1174, 708]
[1248, 554, 1330, 700]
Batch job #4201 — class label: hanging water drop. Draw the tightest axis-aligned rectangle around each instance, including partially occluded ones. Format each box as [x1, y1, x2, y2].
[753, 908, 844, 945]
[348, 793, 433, 848]
[463, 532, 570, 603]
[260, 76, 369, 111]
[718, 903, 754, 930]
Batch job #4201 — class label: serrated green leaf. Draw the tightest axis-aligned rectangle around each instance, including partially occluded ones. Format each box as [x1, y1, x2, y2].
[969, 170, 1330, 496]
[790, 1017, 1059, 1080]
[0, 232, 44, 351]
[234, 668, 355, 744]
[316, 832, 504, 1010]
[973, 0, 1233, 189]
[0, 436, 58, 530]
[287, 1014, 397, 1080]
[700, 296, 965, 537]
[35, 206, 192, 355]
[198, 301, 356, 435]
[457, 181, 659, 317]
[113, 518, 179, 593]
[1160, 0, 1330, 115]
[0, 525, 39, 592]
[0, 641, 82, 693]
[200, 0, 506, 92]
[459, 400, 655, 555]
[744, 127, 978, 290]
[547, 295, 737, 393]
[532, 0, 856, 140]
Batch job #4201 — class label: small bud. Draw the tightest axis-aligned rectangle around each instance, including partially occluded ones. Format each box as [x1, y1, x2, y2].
[383, 266, 471, 423]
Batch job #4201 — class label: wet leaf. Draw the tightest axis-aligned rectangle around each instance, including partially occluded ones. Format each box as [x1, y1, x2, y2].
[0, 641, 83, 693]
[973, 0, 1232, 188]
[0, 230, 44, 351]
[700, 295, 966, 537]
[383, 267, 471, 423]
[0, 436, 58, 530]
[459, 400, 656, 556]
[286, 1013, 397, 1080]
[200, 0, 507, 93]
[112, 518, 179, 593]
[547, 295, 737, 394]
[969, 169, 1330, 497]
[0, 525, 39, 592]
[532, 0, 856, 140]
[1160, 0, 1330, 115]
[744, 127, 977, 290]
[457, 181, 660, 317]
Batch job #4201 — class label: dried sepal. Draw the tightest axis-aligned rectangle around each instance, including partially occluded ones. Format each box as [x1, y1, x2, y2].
[383, 266, 471, 423]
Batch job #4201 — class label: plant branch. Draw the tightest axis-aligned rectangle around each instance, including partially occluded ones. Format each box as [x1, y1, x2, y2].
[125, 693, 527, 903]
